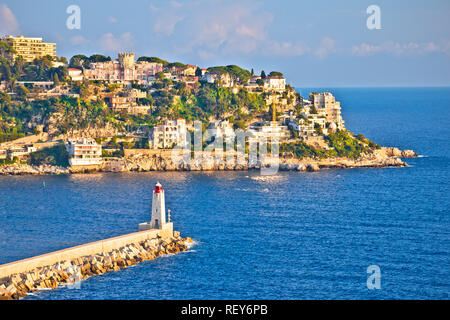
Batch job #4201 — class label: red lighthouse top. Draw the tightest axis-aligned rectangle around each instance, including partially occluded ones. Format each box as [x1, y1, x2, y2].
[155, 182, 163, 193]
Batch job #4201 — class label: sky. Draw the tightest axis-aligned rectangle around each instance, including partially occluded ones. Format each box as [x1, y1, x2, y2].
[1, 0, 449, 87]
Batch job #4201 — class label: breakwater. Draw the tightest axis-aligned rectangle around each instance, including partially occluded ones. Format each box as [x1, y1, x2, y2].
[0, 228, 192, 300]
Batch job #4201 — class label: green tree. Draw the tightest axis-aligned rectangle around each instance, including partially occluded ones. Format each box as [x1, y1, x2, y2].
[53, 73, 60, 86]
[69, 54, 89, 69]
[88, 54, 111, 63]
[15, 85, 29, 99]
[268, 71, 283, 77]
[137, 56, 169, 66]
[156, 72, 165, 81]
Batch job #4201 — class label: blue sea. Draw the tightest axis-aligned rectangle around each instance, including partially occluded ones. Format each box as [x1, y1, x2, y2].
[0, 87, 449, 300]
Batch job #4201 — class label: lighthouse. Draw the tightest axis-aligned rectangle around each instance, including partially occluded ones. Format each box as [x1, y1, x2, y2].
[139, 182, 172, 232]
[150, 182, 165, 229]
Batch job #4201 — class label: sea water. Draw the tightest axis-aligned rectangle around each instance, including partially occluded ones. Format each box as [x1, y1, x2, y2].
[0, 87, 448, 299]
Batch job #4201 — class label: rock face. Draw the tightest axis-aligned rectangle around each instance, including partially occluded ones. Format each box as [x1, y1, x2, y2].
[50, 123, 121, 141]
[0, 235, 193, 300]
[120, 148, 416, 173]
[0, 147, 418, 175]
[383, 147, 417, 158]
[0, 164, 69, 175]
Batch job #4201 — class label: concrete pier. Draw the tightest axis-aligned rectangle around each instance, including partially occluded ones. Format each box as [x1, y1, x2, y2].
[0, 182, 190, 300]
[0, 225, 192, 300]
[0, 227, 172, 279]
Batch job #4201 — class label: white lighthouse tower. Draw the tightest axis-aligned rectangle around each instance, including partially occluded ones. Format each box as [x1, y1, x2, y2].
[139, 182, 172, 232]
[150, 182, 165, 229]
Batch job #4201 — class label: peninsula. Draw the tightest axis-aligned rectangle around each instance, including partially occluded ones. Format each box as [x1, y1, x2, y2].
[0, 36, 417, 175]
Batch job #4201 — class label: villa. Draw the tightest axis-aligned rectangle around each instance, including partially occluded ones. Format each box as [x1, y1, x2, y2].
[150, 119, 188, 149]
[66, 138, 102, 167]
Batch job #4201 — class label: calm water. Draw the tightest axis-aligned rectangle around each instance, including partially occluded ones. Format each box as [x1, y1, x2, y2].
[0, 87, 449, 299]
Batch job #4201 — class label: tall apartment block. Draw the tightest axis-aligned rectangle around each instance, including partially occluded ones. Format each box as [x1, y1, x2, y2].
[0, 35, 56, 62]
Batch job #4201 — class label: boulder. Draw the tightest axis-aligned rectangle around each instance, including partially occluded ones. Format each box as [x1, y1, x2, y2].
[306, 164, 320, 172]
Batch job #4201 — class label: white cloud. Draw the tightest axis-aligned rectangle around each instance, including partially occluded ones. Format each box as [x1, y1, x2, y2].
[99, 32, 134, 52]
[70, 35, 90, 46]
[351, 43, 382, 56]
[153, 14, 184, 36]
[351, 41, 450, 56]
[170, 1, 182, 8]
[315, 37, 337, 59]
[265, 41, 310, 57]
[153, 0, 274, 58]
[108, 17, 118, 23]
[147, 1, 341, 60]
[0, 4, 19, 35]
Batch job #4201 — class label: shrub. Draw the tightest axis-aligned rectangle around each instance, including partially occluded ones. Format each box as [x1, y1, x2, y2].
[29, 144, 69, 167]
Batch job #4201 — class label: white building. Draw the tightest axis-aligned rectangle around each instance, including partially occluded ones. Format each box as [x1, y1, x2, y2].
[6, 145, 36, 159]
[66, 138, 102, 166]
[296, 118, 316, 135]
[150, 119, 187, 149]
[202, 72, 235, 87]
[308, 92, 345, 129]
[264, 76, 286, 90]
[202, 73, 217, 84]
[207, 120, 235, 144]
[68, 68, 83, 81]
[248, 121, 290, 142]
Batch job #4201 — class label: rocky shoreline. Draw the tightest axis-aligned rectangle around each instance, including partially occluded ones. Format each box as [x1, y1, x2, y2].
[0, 235, 193, 300]
[0, 147, 417, 175]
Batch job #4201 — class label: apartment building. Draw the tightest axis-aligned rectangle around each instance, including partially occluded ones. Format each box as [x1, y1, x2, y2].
[1, 35, 56, 62]
[66, 138, 102, 166]
[308, 92, 345, 129]
[150, 119, 187, 149]
[207, 120, 235, 144]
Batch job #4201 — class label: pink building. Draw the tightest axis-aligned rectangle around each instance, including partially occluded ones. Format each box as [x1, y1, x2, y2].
[83, 53, 163, 84]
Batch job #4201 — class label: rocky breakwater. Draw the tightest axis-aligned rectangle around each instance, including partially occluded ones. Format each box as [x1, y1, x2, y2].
[0, 235, 194, 300]
[0, 164, 69, 175]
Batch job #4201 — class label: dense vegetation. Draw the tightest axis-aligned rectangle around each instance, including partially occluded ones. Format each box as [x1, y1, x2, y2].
[69, 54, 111, 69]
[0, 49, 384, 162]
[325, 130, 375, 158]
[281, 141, 327, 159]
[281, 130, 377, 159]
[136, 56, 169, 66]
[29, 144, 69, 167]
[136, 82, 265, 123]
[207, 65, 252, 84]
[0, 78, 266, 142]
